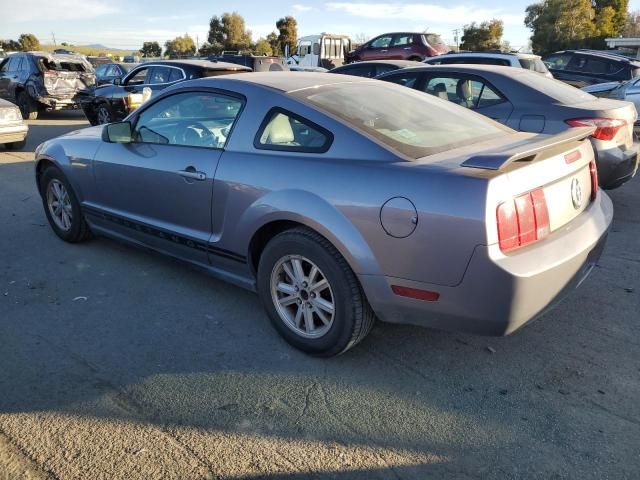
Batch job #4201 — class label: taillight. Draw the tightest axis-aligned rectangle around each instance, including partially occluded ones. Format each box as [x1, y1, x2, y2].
[589, 159, 598, 201]
[497, 188, 550, 253]
[565, 118, 626, 141]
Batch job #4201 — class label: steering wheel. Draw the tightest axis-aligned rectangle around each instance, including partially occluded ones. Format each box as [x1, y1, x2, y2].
[181, 122, 217, 147]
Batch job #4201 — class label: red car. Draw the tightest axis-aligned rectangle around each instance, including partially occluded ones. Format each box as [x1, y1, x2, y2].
[346, 32, 448, 62]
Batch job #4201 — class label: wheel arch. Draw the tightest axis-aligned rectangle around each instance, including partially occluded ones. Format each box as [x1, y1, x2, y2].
[242, 190, 383, 280]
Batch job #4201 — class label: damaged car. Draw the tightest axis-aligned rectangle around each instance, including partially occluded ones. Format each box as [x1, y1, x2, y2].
[81, 60, 252, 125]
[0, 52, 95, 120]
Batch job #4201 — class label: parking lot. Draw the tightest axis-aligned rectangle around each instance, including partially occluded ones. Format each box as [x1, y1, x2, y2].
[0, 112, 639, 479]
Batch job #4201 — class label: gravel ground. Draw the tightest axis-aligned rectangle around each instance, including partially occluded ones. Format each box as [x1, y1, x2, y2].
[0, 111, 639, 479]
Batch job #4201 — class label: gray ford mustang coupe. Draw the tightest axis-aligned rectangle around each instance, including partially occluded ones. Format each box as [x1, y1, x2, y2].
[35, 73, 613, 356]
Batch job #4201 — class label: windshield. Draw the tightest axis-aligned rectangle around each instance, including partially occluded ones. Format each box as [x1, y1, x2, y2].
[514, 71, 596, 104]
[291, 82, 510, 159]
[518, 58, 550, 74]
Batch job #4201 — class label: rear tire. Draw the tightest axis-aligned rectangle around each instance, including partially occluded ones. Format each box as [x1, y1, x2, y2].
[39, 166, 92, 243]
[17, 91, 38, 120]
[257, 227, 375, 356]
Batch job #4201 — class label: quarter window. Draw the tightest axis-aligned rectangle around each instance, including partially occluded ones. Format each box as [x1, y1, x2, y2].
[133, 91, 243, 149]
[255, 109, 332, 153]
[423, 76, 505, 109]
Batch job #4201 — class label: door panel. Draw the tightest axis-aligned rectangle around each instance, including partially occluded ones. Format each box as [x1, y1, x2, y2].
[88, 90, 244, 263]
[90, 142, 220, 263]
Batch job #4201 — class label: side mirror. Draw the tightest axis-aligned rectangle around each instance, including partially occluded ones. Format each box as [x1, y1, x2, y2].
[103, 121, 132, 143]
[114, 77, 122, 85]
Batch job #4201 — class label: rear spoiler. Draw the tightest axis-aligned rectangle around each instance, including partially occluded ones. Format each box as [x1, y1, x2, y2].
[461, 127, 595, 171]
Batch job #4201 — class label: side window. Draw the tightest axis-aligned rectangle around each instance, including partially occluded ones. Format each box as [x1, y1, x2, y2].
[133, 92, 243, 149]
[374, 65, 397, 76]
[370, 36, 393, 49]
[95, 65, 108, 76]
[168, 68, 184, 82]
[125, 67, 149, 85]
[383, 73, 419, 88]
[255, 109, 333, 153]
[338, 65, 373, 77]
[567, 54, 587, 71]
[313, 42, 321, 56]
[423, 77, 504, 109]
[107, 65, 121, 77]
[544, 53, 574, 70]
[584, 57, 610, 74]
[298, 41, 311, 57]
[391, 35, 413, 47]
[149, 66, 172, 84]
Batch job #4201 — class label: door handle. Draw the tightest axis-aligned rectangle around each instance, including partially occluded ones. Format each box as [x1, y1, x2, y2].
[381, 49, 388, 52]
[403, 47, 412, 50]
[178, 167, 206, 181]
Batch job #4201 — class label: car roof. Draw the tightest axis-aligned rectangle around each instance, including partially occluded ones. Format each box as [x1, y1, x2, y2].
[144, 59, 252, 71]
[435, 51, 540, 59]
[191, 71, 374, 92]
[338, 60, 423, 68]
[381, 64, 538, 78]
[550, 50, 640, 65]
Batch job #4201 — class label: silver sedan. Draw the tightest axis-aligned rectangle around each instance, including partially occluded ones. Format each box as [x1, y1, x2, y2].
[0, 98, 28, 149]
[35, 73, 612, 355]
[378, 65, 639, 189]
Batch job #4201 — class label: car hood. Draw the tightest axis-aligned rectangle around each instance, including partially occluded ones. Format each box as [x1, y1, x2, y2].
[59, 124, 105, 140]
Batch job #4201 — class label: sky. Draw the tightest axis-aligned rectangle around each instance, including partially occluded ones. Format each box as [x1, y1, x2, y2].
[3, 0, 640, 52]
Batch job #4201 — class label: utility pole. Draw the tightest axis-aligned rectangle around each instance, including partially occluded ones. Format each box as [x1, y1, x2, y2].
[196, 34, 199, 54]
[452, 28, 461, 51]
[51, 32, 57, 46]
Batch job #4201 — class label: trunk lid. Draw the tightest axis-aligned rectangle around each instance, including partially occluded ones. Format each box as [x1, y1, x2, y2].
[36, 54, 96, 96]
[562, 98, 637, 148]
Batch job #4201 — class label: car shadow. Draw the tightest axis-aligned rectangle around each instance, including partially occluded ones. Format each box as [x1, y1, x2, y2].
[0, 158, 638, 478]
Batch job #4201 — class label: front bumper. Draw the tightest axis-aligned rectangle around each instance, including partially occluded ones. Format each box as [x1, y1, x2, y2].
[595, 141, 639, 189]
[0, 123, 28, 145]
[360, 191, 613, 336]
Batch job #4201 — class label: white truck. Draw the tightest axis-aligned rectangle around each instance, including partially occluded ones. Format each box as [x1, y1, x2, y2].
[286, 33, 352, 71]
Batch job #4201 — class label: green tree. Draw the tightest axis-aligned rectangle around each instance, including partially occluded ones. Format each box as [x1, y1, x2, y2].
[460, 19, 504, 51]
[205, 12, 253, 54]
[276, 16, 297, 56]
[266, 31, 281, 56]
[18, 33, 40, 51]
[140, 41, 162, 57]
[254, 38, 273, 56]
[0, 39, 21, 51]
[164, 34, 196, 58]
[525, 0, 598, 54]
[207, 15, 225, 53]
[221, 12, 252, 51]
[594, 0, 629, 35]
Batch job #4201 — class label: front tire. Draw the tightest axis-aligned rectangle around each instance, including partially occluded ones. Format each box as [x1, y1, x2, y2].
[96, 103, 113, 124]
[39, 166, 92, 243]
[257, 228, 374, 356]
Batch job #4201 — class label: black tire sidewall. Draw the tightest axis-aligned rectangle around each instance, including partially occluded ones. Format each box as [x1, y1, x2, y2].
[257, 232, 358, 356]
[97, 104, 111, 124]
[17, 91, 37, 120]
[40, 167, 86, 242]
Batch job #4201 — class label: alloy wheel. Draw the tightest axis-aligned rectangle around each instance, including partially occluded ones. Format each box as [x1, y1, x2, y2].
[46, 179, 73, 231]
[97, 106, 111, 124]
[270, 255, 335, 338]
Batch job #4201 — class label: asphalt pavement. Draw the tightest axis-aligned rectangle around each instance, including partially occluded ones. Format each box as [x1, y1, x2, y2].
[0, 111, 639, 479]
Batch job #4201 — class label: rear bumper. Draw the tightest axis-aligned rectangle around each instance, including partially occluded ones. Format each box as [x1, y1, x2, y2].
[0, 123, 28, 144]
[35, 93, 89, 110]
[360, 191, 613, 336]
[595, 141, 639, 189]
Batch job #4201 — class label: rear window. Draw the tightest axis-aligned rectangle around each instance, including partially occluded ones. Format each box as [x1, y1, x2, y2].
[518, 58, 550, 74]
[514, 71, 595, 104]
[202, 69, 248, 77]
[424, 34, 445, 47]
[291, 82, 509, 159]
[37, 56, 91, 72]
